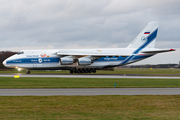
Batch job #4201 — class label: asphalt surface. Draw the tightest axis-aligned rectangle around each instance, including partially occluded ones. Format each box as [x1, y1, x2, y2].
[0, 88, 180, 96]
[0, 73, 180, 79]
[0, 73, 180, 96]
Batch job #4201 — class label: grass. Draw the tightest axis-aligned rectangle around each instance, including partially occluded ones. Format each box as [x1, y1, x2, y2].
[0, 69, 180, 119]
[113, 68, 180, 75]
[0, 77, 180, 88]
[0, 95, 180, 119]
[0, 68, 180, 75]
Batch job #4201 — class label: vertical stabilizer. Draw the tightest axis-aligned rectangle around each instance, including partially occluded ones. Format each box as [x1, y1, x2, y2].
[127, 21, 159, 49]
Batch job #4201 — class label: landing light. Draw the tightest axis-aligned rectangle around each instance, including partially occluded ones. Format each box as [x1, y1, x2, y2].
[18, 68, 21, 71]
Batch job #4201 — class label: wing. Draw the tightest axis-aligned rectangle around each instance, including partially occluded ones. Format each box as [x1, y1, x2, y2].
[56, 51, 130, 58]
[56, 50, 131, 65]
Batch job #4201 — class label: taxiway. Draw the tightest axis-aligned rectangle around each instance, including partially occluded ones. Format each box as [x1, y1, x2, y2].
[0, 73, 180, 79]
[0, 88, 180, 96]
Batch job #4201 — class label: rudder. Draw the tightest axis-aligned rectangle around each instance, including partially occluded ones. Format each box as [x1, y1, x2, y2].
[127, 21, 159, 49]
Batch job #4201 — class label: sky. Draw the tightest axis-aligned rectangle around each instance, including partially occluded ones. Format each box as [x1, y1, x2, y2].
[0, 0, 180, 65]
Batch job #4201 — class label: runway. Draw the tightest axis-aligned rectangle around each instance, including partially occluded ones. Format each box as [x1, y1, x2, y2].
[0, 73, 180, 79]
[0, 74, 180, 96]
[0, 88, 180, 96]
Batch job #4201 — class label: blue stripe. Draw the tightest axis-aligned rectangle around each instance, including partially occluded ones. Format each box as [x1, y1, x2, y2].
[119, 29, 158, 65]
[144, 32, 150, 34]
[133, 29, 158, 54]
[6, 57, 60, 64]
[95, 56, 127, 62]
[93, 55, 151, 64]
[120, 55, 134, 65]
[132, 55, 152, 60]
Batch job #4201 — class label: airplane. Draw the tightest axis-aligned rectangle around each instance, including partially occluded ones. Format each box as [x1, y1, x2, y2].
[3, 21, 175, 74]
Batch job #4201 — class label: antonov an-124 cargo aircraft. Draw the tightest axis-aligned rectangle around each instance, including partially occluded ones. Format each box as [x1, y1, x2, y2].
[3, 21, 175, 74]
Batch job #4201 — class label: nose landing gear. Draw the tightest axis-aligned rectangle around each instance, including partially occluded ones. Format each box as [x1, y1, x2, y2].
[26, 70, 31, 74]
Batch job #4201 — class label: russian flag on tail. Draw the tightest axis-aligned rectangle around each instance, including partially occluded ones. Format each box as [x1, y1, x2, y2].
[144, 30, 151, 34]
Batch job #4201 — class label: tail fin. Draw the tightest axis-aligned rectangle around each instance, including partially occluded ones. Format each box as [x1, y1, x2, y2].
[127, 21, 159, 49]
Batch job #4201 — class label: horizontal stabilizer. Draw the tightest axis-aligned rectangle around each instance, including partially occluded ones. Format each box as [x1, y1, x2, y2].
[141, 49, 175, 54]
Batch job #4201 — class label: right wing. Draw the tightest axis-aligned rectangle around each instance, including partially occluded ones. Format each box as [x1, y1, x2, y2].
[56, 50, 131, 58]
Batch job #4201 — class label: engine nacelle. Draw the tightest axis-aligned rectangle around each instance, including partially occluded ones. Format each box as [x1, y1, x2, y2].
[60, 56, 74, 65]
[78, 57, 92, 65]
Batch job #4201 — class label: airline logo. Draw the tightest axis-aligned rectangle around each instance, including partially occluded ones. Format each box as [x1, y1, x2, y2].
[38, 58, 42, 63]
[40, 53, 46, 57]
[144, 30, 151, 34]
[141, 36, 147, 43]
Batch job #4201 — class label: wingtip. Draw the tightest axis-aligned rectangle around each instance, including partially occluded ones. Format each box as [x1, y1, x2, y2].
[170, 49, 175, 51]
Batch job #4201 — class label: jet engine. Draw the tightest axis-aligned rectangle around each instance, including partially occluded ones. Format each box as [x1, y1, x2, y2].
[60, 56, 74, 65]
[78, 57, 93, 65]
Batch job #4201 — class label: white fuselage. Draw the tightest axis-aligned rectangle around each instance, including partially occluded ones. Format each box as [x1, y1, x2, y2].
[3, 48, 154, 70]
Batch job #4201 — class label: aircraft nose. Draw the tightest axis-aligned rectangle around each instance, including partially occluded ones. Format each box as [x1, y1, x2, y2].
[3, 60, 6, 67]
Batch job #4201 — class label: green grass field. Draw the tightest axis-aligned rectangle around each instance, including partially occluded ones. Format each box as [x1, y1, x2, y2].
[0, 69, 180, 119]
[0, 68, 180, 75]
[0, 77, 180, 88]
[0, 95, 180, 120]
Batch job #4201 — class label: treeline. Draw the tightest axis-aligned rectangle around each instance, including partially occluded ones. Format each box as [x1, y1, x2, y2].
[0, 51, 17, 68]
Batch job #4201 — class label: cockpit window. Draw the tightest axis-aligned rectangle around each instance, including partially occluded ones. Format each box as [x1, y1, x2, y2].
[17, 51, 24, 55]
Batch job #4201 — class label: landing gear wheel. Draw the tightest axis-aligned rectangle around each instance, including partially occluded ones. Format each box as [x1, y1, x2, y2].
[77, 69, 80, 74]
[74, 70, 77, 74]
[93, 69, 96, 73]
[70, 70, 73, 74]
[89, 69, 93, 73]
[26, 70, 31, 74]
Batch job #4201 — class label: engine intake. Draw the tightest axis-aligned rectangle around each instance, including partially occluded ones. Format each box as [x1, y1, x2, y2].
[60, 56, 74, 65]
[78, 57, 92, 65]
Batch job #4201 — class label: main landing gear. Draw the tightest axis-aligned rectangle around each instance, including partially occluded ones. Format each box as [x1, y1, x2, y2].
[26, 70, 31, 74]
[70, 68, 96, 74]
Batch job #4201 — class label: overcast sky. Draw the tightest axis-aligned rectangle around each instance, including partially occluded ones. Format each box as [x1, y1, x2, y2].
[0, 0, 180, 64]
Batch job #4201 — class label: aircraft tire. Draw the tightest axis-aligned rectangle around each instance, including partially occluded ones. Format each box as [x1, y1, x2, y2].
[70, 70, 73, 74]
[89, 68, 93, 73]
[74, 70, 77, 74]
[84, 69, 88, 73]
[93, 69, 96, 73]
[26, 70, 31, 74]
[86, 68, 89, 73]
[88, 69, 91, 73]
[77, 69, 80, 74]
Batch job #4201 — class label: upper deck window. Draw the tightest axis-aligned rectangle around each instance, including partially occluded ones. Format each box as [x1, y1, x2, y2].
[17, 51, 24, 55]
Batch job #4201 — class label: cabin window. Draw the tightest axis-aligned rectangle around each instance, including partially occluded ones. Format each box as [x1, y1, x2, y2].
[17, 51, 24, 55]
